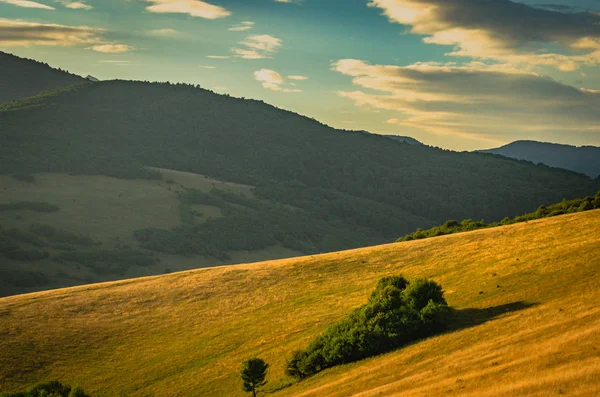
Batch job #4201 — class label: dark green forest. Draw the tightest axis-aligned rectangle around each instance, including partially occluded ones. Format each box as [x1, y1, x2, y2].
[0, 52, 85, 104]
[1, 80, 598, 253]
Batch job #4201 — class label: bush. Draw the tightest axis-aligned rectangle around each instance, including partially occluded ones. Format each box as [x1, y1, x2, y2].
[11, 173, 36, 183]
[30, 224, 97, 247]
[286, 275, 450, 379]
[0, 380, 91, 397]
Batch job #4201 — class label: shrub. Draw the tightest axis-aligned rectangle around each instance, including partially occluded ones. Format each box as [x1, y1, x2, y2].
[286, 275, 450, 379]
[30, 224, 97, 247]
[11, 173, 36, 183]
[0, 380, 90, 397]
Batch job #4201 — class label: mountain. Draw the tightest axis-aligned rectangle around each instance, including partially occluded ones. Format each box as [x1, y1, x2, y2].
[481, 140, 600, 179]
[1, 209, 599, 396]
[0, 51, 86, 104]
[0, 80, 599, 296]
[384, 135, 423, 145]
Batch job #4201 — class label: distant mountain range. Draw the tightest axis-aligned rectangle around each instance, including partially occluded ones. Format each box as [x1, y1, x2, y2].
[481, 140, 600, 179]
[0, 51, 86, 103]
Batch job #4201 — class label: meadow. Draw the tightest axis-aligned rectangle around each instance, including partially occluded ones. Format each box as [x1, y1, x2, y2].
[1, 210, 599, 396]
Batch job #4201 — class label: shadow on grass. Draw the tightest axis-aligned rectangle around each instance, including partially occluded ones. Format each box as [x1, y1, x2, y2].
[448, 301, 538, 332]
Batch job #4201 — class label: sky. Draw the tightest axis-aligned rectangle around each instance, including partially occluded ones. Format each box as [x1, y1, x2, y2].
[1, 0, 599, 150]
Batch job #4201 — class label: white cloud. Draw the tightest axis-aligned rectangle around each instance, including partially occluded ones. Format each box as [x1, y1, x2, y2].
[199, 65, 216, 69]
[368, 0, 600, 71]
[0, 0, 54, 9]
[143, 0, 231, 19]
[147, 28, 179, 37]
[0, 18, 102, 46]
[288, 75, 308, 80]
[228, 21, 254, 32]
[333, 58, 600, 143]
[231, 34, 282, 59]
[254, 69, 302, 92]
[206, 55, 230, 59]
[87, 43, 134, 53]
[60, 1, 92, 10]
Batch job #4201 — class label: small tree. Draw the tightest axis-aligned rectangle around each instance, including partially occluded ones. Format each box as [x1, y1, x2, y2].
[241, 358, 269, 397]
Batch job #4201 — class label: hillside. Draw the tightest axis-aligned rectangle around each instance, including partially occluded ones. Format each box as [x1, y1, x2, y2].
[0, 210, 598, 396]
[1, 80, 599, 296]
[384, 135, 422, 145]
[0, 52, 86, 104]
[481, 140, 600, 179]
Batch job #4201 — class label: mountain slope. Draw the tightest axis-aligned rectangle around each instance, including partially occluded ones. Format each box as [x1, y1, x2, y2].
[1, 210, 599, 396]
[1, 80, 599, 296]
[0, 52, 86, 104]
[481, 140, 600, 178]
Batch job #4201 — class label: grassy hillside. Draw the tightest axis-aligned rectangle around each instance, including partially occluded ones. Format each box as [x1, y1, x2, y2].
[0, 171, 300, 297]
[0, 52, 86, 104]
[482, 140, 600, 179]
[1, 210, 599, 396]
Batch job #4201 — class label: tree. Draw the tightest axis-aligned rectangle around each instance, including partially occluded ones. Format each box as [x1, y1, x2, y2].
[241, 358, 268, 397]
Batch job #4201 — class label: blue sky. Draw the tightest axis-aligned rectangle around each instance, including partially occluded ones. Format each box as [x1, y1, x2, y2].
[1, 0, 599, 150]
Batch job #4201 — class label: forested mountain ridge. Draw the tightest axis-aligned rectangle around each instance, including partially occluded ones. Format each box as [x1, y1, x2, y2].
[1, 80, 598, 225]
[481, 140, 600, 179]
[0, 51, 86, 104]
[1, 80, 599, 296]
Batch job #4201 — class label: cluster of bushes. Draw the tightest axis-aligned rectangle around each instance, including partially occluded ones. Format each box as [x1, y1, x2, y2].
[285, 276, 450, 378]
[54, 249, 158, 275]
[398, 190, 600, 242]
[11, 173, 36, 183]
[0, 234, 49, 262]
[30, 224, 98, 247]
[135, 188, 381, 260]
[0, 380, 89, 397]
[0, 201, 59, 213]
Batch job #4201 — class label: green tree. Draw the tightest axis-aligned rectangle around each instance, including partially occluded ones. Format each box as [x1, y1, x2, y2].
[241, 358, 269, 397]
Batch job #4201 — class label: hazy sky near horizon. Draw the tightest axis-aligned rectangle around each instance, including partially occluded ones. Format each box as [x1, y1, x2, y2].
[1, 0, 599, 150]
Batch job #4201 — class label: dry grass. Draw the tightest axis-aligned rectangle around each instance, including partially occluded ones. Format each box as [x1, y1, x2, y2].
[1, 210, 599, 396]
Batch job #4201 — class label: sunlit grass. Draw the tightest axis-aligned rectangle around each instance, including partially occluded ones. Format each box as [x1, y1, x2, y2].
[1, 210, 599, 396]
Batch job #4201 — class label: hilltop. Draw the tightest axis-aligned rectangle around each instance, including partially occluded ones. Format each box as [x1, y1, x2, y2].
[1, 210, 599, 396]
[481, 140, 600, 179]
[1, 79, 599, 296]
[0, 52, 86, 104]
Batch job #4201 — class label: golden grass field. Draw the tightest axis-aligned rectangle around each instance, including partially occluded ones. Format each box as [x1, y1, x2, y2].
[1, 210, 599, 396]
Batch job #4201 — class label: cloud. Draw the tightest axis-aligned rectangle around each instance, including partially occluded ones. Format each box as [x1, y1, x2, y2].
[147, 28, 179, 37]
[206, 55, 230, 59]
[288, 75, 308, 80]
[199, 65, 215, 69]
[87, 43, 134, 53]
[59, 1, 92, 10]
[229, 21, 254, 31]
[0, 18, 102, 46]
[232, 34, 282, 59]
[274, 0, 301, 3]
[333, 59, 600, 144]
[143, 0, 230, 19]
[368, 0, 600, 70]
[0, 0, 54, 9]
[254, 69, 302, 92]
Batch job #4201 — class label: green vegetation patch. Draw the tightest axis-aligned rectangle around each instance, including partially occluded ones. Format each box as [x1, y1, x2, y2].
[10, 173, 36, 183]
[398, 190, 600, 242]
[30, 224, 97, 247]
[54, 249, 159, 275]
[0, 202, 59, 213]
[0, 380, 90, 397]
[286, 275, 450, 379]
